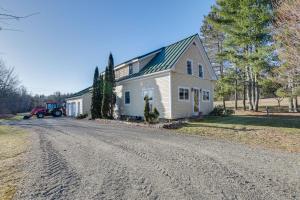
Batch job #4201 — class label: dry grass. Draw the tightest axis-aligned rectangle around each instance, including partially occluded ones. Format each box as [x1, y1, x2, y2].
[215, 97, 300, 112]
[0, 126, 29, 200]
[178, 115, 300, 152]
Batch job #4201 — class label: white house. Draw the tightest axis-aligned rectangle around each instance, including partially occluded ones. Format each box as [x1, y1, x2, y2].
[66, 34, 217, 119]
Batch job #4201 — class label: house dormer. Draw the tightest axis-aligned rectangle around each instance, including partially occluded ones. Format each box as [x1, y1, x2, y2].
[114, 49, 161, 80]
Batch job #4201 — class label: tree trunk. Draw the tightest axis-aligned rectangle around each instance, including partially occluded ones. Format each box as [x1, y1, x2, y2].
[255, 84, 260, 112]
[288, 96, 294, 112]
[246, 67, 254, 111]
[251, 70, 256, 109]
[234, 77, 238, 110]
[293, 96, 298, 112]
[243, 73, 246, 111]
[254, 74, 259, 112]
[223, 98, 226, 109]
[296, 96, 298, 111]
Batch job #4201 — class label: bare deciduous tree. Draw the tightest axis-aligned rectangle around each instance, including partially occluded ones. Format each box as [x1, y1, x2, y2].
[273, 0, 300, 112]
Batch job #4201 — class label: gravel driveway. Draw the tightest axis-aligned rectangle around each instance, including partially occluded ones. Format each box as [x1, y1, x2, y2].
[10, 118, 299, 200]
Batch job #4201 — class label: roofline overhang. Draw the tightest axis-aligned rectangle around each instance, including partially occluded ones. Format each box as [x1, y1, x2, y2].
[117, 69, 171, 84]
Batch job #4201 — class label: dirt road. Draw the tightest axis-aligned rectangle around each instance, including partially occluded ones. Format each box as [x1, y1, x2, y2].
[9, 118, 299, 200]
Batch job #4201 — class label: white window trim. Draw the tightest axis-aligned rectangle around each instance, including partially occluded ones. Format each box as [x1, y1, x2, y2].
[178, 86, 190, 102]
[124, 90, 131, 105]
[202, 89, 210, 102]
[198, 63, 204, 79]
[187, 59, 193, 75]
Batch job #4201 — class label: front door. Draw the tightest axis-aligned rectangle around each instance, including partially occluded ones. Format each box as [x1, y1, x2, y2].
[193, 89, 200, 115]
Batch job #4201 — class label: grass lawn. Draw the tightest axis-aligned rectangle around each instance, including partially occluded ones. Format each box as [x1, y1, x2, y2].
[0, 126, 29, 200]
[178, 115, 300, 152]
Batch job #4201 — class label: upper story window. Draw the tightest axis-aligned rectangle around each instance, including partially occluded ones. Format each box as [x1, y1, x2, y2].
[199, 65, 204, 78]
[202, 90, 210, 102]
[125, 91, 130, 104]
[129, 64, 133, 75]
[179, 87, 189, 101]
[187, 60, 192, 75]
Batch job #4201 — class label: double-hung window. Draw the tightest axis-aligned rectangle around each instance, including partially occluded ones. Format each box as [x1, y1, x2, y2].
[187, 60, 192, 75]
[179, 88, 189, 101]
[202, 90, 210, 101]
[199, 65, 204, 78]
[125, 91, 130, 104]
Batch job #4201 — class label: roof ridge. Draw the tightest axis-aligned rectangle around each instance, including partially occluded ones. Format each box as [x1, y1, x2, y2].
[114, 33, 198, 67]
[163, 33, 198, 49]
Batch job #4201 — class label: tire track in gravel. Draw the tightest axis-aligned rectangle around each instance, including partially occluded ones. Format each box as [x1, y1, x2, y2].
[15, 119, 299, 200]
[30, 132, 81, 200]
[35, 124, 160, 199]
[84, 131, 283, 199]
[84, 132, 207, 199]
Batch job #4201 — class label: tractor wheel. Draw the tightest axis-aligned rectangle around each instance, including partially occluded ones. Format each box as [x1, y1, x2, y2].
[36, 112, 44, 118]
[53, 110, 62, 117]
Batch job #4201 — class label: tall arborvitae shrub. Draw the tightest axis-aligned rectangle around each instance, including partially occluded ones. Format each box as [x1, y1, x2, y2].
[144, 96, 150, 122]
[101, 66, 110, 118]
[144, 96, 159, 123]
[91, 67, 100, 119]
[102, 53, 116, 119]
[108, 53, 116, 118]
[97, 74, 104, 117]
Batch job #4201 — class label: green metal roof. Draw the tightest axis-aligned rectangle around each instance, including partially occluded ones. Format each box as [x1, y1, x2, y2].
[66, 86, 92, 99]
[69, 34, 198, 97]
[118, 34, 197, 81]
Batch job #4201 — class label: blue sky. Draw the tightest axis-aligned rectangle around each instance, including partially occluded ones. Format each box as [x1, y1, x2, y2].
[0, 0, 215, 95]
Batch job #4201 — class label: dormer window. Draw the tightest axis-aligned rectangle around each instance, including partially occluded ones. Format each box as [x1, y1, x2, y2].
[129, 64, 133, 75]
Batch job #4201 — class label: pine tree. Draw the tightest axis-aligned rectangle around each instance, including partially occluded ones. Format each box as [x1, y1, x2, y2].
[209, 0, 275, 111]
[91, 67, 100, 119]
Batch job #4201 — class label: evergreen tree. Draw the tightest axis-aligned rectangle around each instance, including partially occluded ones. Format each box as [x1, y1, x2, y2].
[97, 74, 104, 117]
[108, 53, 116, 118]
[91, 67, 101, 119]
[209, 0, 275, 111]
[101, 66, 110, 118]
[102, 53, 116, 119]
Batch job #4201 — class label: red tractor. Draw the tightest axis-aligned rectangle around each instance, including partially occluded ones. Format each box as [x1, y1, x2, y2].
[24, 101, 66, 119]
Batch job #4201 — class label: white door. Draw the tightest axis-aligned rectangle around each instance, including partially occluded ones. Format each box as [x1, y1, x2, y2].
[77, 102, 80, 116]
[193, 89, 200, 115]
[72, 102, 76, 117]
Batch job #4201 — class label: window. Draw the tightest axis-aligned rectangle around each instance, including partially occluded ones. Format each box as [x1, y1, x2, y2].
[125, 91, 130, 104]
[202, 90, 210, 101]
[179, 88, 189, 101]
[129, 64, 133, 75]
[187, 60, 192, 75]
[143, 89, 154, 110]
[199, 65, 204, 78]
